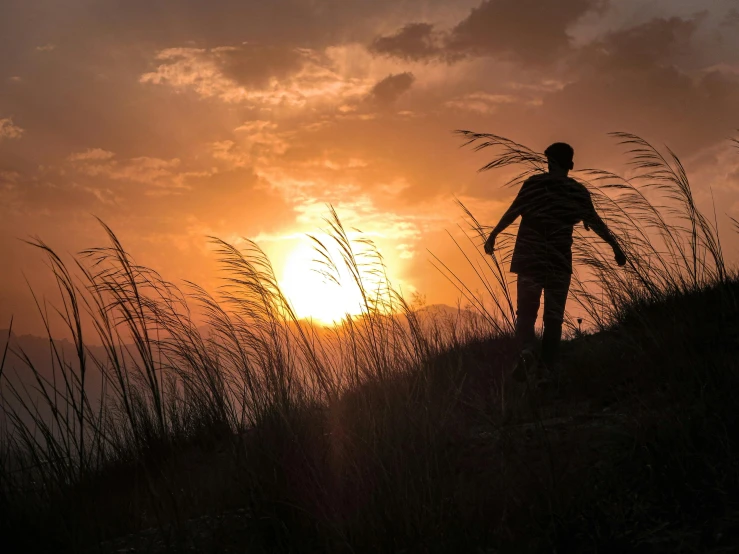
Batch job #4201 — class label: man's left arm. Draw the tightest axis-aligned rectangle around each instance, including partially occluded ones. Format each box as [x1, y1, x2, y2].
[582, 192, 627, 266]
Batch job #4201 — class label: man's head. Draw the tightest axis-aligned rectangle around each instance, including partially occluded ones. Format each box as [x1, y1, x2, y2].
[544, 142, 574, 176]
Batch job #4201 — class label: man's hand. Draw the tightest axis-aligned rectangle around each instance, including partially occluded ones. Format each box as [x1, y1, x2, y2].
[614, 247, 627, 267]
[484, 232, 497, 255]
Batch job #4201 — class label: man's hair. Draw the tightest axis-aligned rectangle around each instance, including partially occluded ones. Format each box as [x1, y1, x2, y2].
[544, 142, 574, 170]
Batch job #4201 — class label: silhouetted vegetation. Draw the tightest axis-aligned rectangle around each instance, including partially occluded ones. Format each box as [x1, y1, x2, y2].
[1, 133, 738, 553]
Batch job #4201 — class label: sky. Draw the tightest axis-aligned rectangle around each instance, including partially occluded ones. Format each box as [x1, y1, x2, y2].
[1, 0, 739, 333]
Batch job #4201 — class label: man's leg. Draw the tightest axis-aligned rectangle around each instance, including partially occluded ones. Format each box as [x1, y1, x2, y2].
[541, 273, 572, 365]
[515, 274, 542, 352]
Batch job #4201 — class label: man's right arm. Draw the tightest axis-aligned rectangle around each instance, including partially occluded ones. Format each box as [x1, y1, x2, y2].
[484, 181, 529, 254]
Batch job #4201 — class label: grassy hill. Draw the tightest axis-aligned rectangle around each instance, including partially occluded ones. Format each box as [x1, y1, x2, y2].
[2, 278, 738, 553]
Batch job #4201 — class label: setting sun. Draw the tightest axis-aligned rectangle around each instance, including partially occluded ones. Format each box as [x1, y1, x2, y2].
[279, 238, 368, 325]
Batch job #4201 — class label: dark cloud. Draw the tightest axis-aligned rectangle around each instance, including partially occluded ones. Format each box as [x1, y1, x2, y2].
[595, 14, 705, 68]
[83, 0, 456, 49]
[217, 44, 307, 88]
[368, 72, 416, 105]
[721, 9, 739, 27]
[447, 0, 603, 64]
[370, 0, 605, 65]
[541, 67, 739, 152]
[368, 23, 443, 61]
[535, 14, 739, 155]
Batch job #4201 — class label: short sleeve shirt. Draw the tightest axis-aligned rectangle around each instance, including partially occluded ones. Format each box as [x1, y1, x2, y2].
[509, 173, 596, 276]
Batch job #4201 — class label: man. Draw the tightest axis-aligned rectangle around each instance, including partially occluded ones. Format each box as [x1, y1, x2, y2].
[484, 142, 626, 375]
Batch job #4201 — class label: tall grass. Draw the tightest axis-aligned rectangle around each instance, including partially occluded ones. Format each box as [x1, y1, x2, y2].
[0, 132, 737, 552]
[0, 203, 490, 550]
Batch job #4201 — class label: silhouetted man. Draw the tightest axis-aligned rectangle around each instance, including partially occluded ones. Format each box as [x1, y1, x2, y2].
[484, 142, 626, 375]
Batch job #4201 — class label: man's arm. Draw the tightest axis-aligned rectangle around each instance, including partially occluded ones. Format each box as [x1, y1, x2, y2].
[484, 183, 528, 254]
[583, 197, 627, 266]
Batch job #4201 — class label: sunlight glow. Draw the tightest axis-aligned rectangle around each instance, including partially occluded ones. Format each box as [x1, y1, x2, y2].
[279, 238, 367, 325]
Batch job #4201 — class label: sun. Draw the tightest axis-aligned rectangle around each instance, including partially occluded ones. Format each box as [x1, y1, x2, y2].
[279, 238, 367, 325]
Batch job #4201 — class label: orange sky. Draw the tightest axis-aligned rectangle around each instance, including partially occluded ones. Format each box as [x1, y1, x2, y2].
[1, 0, 739, 334]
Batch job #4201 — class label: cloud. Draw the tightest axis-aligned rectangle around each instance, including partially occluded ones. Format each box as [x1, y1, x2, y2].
[368, 72, 415, 105]
[0, 171, 20, 184]
[74, 0, 445, 51]
[705, 63, 739, 76]
[369, 23, 444, 61]
[531, 14, 739, 155]
[370, 0, 604, 65]
[0, 118, 24, 140]
[722, 9, 739, 27]
[140, 47, 240, 99]
[35, 43, 56, 52]
[444, 91, 533, 113]
[446, 0, 603, 64]
[140, 45, 372, 109]
[68, 148, 115, 162]
[211, 140, 250, 168]
[68, 150, 213, 193]
[234, 120, 290, 157]
[209, 120, 295, 171]
[594, 14, 705, 68]
[687, 139, 739, 193]
[270, 178, 429, 264]
[217, 44, 307, 87]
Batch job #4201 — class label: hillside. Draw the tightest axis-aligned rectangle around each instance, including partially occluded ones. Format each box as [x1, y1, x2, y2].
[2, 279, 738, 553]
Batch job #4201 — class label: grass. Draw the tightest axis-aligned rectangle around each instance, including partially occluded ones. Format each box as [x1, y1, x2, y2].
[1, 132, 738, 553]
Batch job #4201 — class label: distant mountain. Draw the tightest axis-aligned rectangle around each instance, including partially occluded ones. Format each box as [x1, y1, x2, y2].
[1, 329, 109, 383]
[414, 303, 474, 318]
